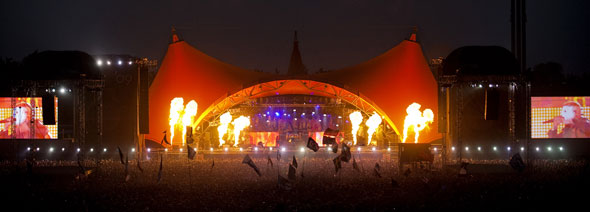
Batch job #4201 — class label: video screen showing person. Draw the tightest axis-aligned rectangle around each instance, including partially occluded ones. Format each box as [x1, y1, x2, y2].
[0, 97, 58, 139]
[531, 97, 590, 138]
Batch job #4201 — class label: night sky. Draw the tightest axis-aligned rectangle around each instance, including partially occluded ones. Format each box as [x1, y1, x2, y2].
[1, 0, 588, 74]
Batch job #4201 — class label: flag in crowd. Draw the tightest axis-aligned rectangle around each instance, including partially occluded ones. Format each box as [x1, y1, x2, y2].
[292, 155, 298, 168]
[117, 146, 125, 165]
[306, 137, 319, 152]
[137, 158, 143, 172]
[333, 156, 342, 173]
[332, 143, 339, 154]
[157, 155, 163, 183]
[242, 154, 261, 177]
[267, 155, 273, 168]
[161, 131, 170, 145]
[373, 163, 381, 178]
[509, 153, 525, 172]
[187, 144, 196, 160]
[339, 143, 351, 162]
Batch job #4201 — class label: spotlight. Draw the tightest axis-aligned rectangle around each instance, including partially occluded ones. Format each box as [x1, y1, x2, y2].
[103, 148, 107, 152]
[254, 147, 258, 151]
[357, 147, 361, 151]
[300, 147, 305, 153]
[52, 88, 56, 92]
[194, 148, 197, 151]
[281, 147, 286, 152]
[323, 114, 327, 117]
[507, 147, 511, 151]
[338, 116, 342, 119]
[452, 147, 455, 151]
[147, 148, 151, 152]
[27, 147, 31, 151]
[128, 61, 132, 65]
[547, 147, 552, 151]
[49, 147, 54, 152]
[165, 148, 168, 152]
[90, 148, 94, 152]
[131, 148, 135, 152]
[493, 146, 497, 151]
[107, 61, 111, 65]
[224, 148, 228, 152]
[465, 147, 469, 151]
[387, 147, 391, 151]
[535, 147, 540, 152]
[269, 147, 273, 151]
[294, 118, 298, 121]
[327, 147, 333, 152]
[433, 147, 437, 151]
[60, 88, 66, 93]
[180, 148, 183, 152]
[372, 147, 376, 151]
[117, 60, 122, 65]
[521, 147, 525, 151]
[77, 148, 81, 152]
[97, 60, 103, 66]
[61, 147, 65, 152]
[210, 148, 213, 151]
[477, 147, 481, 151]
[239, 148, 243, 152]
[559, 146, 563, 151]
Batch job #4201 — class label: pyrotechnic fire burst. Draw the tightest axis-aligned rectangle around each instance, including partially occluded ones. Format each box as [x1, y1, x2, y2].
[349, 111, 363, 145]
[168, 98, 199, 146]
[181, 100, 198, 146]
[217, 112, 233, 147]
[365, 112, 382, 146]
[169, 98, 185, 146]
[402, 102, 434, 143]
[232, 116, 250, 147]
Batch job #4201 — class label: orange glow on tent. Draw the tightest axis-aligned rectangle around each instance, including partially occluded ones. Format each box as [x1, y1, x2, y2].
[402, 103, 434, 143]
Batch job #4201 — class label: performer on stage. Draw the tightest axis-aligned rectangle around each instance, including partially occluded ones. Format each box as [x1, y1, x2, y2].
[547, 101, 590, 138]
[0, 102, 51, 139]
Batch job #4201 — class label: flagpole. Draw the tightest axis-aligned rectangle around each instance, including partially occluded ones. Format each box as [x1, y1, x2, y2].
[301, 148, 306, 178]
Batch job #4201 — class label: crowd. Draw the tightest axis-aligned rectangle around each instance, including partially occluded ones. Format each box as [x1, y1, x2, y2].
[1, 152, 589, 211]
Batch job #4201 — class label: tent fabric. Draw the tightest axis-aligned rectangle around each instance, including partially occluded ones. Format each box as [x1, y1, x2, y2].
[311, 39, 439, 143]
[148, 33, 440, 143]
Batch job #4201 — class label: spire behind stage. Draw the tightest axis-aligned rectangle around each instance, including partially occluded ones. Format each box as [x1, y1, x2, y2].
[287, 31, 307, 76]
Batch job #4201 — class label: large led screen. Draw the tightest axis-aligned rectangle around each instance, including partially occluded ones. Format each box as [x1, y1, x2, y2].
[0, 97, 58, 139]
[532, 97, 590, 138]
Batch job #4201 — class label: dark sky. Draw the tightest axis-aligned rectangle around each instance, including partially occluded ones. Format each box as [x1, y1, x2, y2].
[1, 0, 588, 74]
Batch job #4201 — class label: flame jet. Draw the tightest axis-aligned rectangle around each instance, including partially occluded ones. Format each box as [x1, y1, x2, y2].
[349, 111, 363, 145]
[169, 98, 185, 145]
[181, 100, 198, 146]
[365, 112, 382, 146]
[402, 103, 434, 143]
[232, 116, 251, 147]
[217, 112, 233, 147]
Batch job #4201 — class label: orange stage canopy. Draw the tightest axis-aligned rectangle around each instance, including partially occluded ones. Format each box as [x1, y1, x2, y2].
[148, 31, 440, 144]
